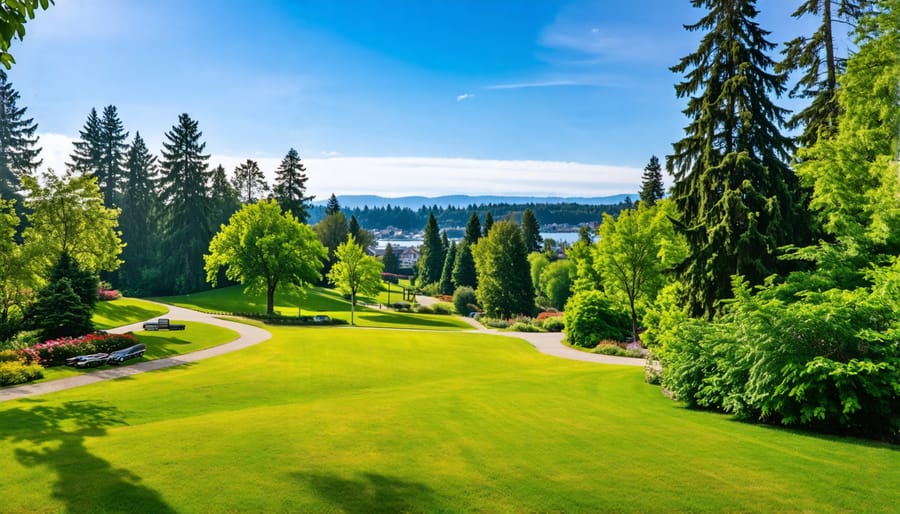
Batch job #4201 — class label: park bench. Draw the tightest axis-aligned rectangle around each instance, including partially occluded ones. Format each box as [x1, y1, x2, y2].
[142, 318, 186, 331]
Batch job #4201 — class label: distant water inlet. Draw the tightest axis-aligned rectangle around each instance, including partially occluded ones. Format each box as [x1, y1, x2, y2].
[376, 231, 583, 249]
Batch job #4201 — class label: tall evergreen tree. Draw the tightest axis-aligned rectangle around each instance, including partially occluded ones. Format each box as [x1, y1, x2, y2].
[231, 158, 268, 203]
[472, 221, 535, 318]
[464, 211, 481, 244]
[482, 211, 494, 237]
[639, 155, 665, 206]
[520, 208, 542, 253]
[67, 107, 102, 177]
[382, 243, 400, 274]
[668, 0, 807, 318]
[417, 212, 443, 287]
[158, 113, 212, 294]
[452, 242, 477, 289]
[325, 193, 341, 216]
[69, 106, 128, 207]
[0, 70, 40, 203]
[439, 241, 457, 295]
[776, 0, 869, 147]
[118, 132, 158, 293]
[209, 164, 241, 230]
[272, 147, 314, 223]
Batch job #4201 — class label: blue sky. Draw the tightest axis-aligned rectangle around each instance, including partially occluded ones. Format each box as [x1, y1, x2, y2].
[10, 0, 824, 198]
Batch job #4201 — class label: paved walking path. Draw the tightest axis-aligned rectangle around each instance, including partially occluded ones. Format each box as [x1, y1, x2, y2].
[1, 296, 644, 403]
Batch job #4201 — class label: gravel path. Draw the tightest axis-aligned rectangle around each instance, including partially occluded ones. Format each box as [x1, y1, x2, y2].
[1, 296, 644, 403]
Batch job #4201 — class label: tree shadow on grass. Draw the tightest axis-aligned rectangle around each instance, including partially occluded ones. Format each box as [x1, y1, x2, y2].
[356, 311, 465, 329]
[94, 302, 166, 329]
[1, 399, 176, 513]
[291, 471, 436, 513]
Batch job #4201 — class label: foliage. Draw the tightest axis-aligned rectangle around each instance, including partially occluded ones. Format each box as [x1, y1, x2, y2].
[595, 201, 686, 342]
[0, 70, 40, 202]
[482, 211, 494, 236]
[324, 193, 341, 215]
[464, 211, 481, 244]
[594, 343, 644, 358]
[48, 251, 98, 310]
[19, 332, 138, 367]
[568, 227, 601, 294]
[0, 360, 42, 385]
[327, 234, 384, 325]
[473, 220, 534, 318]
[452, 241, 477, 289]
[452, 285, 478, 315]
[272, 148, 314, 224]
[0, 0, 52, 68]
[667, 0, 809, 319]
[117, 132, 160, 295]
[520, 208, 542, 253]
[638, 155, 665, 206]
[231, 158, 268, 203]
[417, 212, 443, 287]
[539, 316, 565, 332]
[26, 278, 93, 341]
[382, 243, 400, 274]
[68, 105, 129, 208]
[314, 211, 348, 279]
[205, 200, 326, 315]
[21, 170, 123, 273]
[528, 252, 550, 295]
[438, 241, 456, 295]
[347, 214, 374, 251]
[540, 259, 576, 310]
[0, 197, 31, 341]
[563, 290, 630, 347]
[158, 113, 213, 294]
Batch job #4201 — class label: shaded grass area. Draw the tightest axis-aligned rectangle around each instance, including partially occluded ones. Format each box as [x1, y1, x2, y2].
[36, 322, 238, 382]
[0, 326, 896, 512]
[92, 298, 169, 330]
[154, 285, 470, 330]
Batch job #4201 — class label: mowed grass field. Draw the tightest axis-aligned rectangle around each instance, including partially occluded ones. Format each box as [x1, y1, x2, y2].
[154, 285, 471, 330]
[1, 322, 897, 512]
[92, 297, 169, 330]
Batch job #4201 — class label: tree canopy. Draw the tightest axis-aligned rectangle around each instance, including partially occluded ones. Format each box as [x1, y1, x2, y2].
[327, 234, 383, 325]
[272, 148, 314, 223]
[473, 220, 534, 318]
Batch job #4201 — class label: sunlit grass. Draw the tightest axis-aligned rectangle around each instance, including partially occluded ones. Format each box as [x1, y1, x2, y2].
[92, 297, 169, 330]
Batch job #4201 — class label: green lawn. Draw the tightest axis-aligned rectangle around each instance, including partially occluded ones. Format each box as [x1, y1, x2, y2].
[35, 321, 239, 382]
[154, 284, 470, 330]
[0, 324, 896, 512]
[92, 297, 169, 330]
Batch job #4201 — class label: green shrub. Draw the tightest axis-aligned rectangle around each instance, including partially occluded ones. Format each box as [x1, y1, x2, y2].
[391, 301, 412, 312]
[509, 321, 542, 332]
[540, 317, 565, 332]
[563, 290, 630, 348]
[483, 318, 510, 329]
[431, 302, 454, 315]
[0, 349, 24, 362]
[415, 304, 433, 314]
[0, 361, 44, 386]
[452, 286, 478, 315]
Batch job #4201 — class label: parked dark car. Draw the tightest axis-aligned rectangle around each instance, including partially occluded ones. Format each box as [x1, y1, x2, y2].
[65, 353, 109, 368]
[142, 318, 186, 331]
[107, 344, 146, 364]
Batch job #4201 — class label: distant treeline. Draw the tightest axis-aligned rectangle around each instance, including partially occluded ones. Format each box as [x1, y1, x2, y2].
[307, 201, 632, 231]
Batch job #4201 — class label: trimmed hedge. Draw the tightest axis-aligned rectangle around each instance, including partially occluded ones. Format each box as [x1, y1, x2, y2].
[0, 361, 43, 386]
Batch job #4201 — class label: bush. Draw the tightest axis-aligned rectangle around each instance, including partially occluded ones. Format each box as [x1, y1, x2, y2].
[483, 318, 510, 329]
[563, 290, 631, 348]
[415, 304, 434, 314]
[452, 286, 478, 315]
[0, 361, 43, 386]
[1, 330, 41, 351]
[0, 349, 24, 362]
[540, 317, 565, 332]
[594, 344, 643, 358]
[430, 302, 454, 315]
[98, 288, 121, 301]
[509, 321, 542, 332]
[20, 333, 139, 367]
[536, 310, 562, 321]
[391, 301, 412, 312]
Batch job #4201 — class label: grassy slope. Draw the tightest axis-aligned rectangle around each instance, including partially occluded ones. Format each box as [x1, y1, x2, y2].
[92, 297, 169, 330]
[154, 284, 471, 330]
[0, 325, 896, 512]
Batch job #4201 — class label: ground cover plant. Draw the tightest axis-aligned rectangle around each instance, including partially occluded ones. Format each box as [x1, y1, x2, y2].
[155, 285, 470, 330]
[0, 324, 896, 512]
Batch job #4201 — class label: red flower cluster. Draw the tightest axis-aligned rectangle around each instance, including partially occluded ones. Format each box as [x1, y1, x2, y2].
[20, 333, 138, 366]
[98, 288, 121, 301]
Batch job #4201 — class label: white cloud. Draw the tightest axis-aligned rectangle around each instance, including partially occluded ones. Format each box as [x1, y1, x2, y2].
[456, 93, 474, 101]
[36, 133, 642, 198]
[487, 80, 582, 90]
[320, 150, 341, 157]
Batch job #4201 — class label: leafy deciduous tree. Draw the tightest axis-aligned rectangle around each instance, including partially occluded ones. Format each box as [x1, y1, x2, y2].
[472, 220, 534, 318]
[232, 158, 268, 204]
[327, 234, 383, 325]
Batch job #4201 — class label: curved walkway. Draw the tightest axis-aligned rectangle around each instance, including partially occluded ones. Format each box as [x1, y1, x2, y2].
[1, 297, 644, 403]
[0, 302, 271, 403]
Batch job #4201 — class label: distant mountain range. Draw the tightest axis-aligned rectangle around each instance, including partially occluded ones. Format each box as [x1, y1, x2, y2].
[313, 194, 636, 209]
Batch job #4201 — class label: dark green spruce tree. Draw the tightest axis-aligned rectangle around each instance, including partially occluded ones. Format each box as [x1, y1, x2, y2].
[69, 105, 128, 207]
[208, 164, 241, 230]
[118, 132, 159, 294]
[417, 212, 443, 287]
[452, 241, 477, 289]
[439, 240, 457, 295]
[776, 0, 869, 147]
[231, 158, 268, 203]
[325, 193, 341, 216]
[482, 211, 494, 237]
[464, 211, 481, 244]
[668, 0, 808, 319]
[158, 113, 213, 294]
[382, 243, 399, 274]
[68, 107, 103, 177]
[520, 208, 542, 253]
[0, 70, 40, 205]
[639, 155, 665, 206]
[272, 148, 314, 223]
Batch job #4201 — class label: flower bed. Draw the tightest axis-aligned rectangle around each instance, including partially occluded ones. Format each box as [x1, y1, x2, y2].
[20, 333, 139, 367]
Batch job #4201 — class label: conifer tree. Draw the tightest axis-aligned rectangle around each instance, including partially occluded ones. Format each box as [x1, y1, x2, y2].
[231, 158, 268, 203]
[0, 70, 40, 203]
[272, 148, 314, 223]
[158, 113, 212, 294]
[209, 164, 241, 230]
[68, 107, 103, 177]
[472, 221, 534, 318]
[69, 105, 128, 207]
[520, 208, 542, 253]
[483, 211, 494, 237]
[639, 155, 665, 206]
[777, 0, 869, 147]
[382, 243, 399, 274]
[417, 212, 443, 287]
[325, 193, 341, 216]
[464, 211, 481, 244]
[118, 132, 158, 293]
[668, 0, 807, 318]
[452, 242, 477, 289]
[439, 241, 457, 295]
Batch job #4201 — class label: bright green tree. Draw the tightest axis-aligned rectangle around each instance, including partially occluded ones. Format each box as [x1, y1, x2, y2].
[0, 0, 54, 69]
[639, 155, 665, 206]
[0, 70, 40, 205]
[0, 197, 31, 339]
[205, 199, 326, 315]
[348, 214, 374, 251]
[541, 259, 576, 311]
[327, 234, 383, 325]
[668, 0, 807, 319]
[569, 225, 600, 293]
[21, 170, 123, 273]
[438, 241, 457, 295]
[473, 220, 534, 318]
[158, 113, 212, 294]
[520, 208, 542, 253]
[315, 210, 349, 279]
[272, 148, 314, 224]
[595, 201, 687, 342]
[417, 212, 443, 287]
[232, 158, 268, 203]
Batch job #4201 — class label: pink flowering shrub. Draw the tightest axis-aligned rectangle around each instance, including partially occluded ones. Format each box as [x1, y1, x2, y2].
[20, 333, 138, 367]
[98, 288, 121, 301]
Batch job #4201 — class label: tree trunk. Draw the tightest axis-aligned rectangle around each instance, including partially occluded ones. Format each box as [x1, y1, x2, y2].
[267, 284, 276, 315]
[629, 295, 638, 344]
[350, 291, 356, 325]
